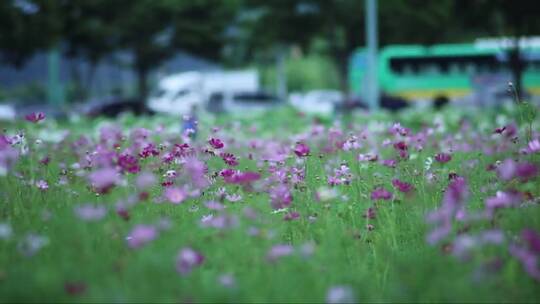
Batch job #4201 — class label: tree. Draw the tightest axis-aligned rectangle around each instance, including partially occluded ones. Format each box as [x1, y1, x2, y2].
[112, 0, 238, 103]
[0, 0, 62, 67]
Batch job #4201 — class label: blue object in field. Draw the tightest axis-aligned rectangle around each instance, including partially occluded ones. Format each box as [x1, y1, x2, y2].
[182, 115, 198, 138]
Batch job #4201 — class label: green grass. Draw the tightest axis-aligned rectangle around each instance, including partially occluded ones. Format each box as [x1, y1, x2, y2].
[0, 105, 539, 302]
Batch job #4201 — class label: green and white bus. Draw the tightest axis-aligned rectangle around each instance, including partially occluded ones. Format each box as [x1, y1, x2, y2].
[349, 38, 540, 103]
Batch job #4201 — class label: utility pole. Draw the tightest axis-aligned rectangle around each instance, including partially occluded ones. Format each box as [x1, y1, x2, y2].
[365, 0, 379, 110]
[47, 46, 65, 106]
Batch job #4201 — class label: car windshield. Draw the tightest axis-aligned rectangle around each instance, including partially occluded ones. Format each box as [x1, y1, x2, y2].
[232, 92, 278, 104]
[151, 88, 167, 98]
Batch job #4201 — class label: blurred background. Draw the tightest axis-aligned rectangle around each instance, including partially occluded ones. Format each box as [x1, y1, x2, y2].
[1, 0, 540, 120]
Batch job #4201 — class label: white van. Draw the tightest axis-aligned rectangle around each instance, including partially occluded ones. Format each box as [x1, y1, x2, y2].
[148, 70, 259, 115]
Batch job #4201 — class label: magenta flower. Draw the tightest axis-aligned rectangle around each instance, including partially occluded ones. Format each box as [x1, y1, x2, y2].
[393, 141, 408, 151]
[294, 142, 310, 157]
[371, 187, 393, 200]
[515, 162, 538, 181]
[434, 152, 452, 163]
[522, 229, 540, 254]
[88, 168, 118, 194]
[220, 168, 236, 177]
[208, 138, 224, 149]
[117, 153, 140, 173]
[220, 152, 239, 166]
[25, 112, 45, 123]
[269, 184, 293, 210]
[392, 178, 414, 193]
[381, 159, 397, 168]
[224, 171, 261, 184]
[510, 229, 540, 281]
[74, 204, 107, 221]
[267, 244, 294, 262]
[485, 191, 521, 210]
[497, 159, 538, 181]
[497, 158, 517, 181]
[176, 247, 205, 275]
[164, 187, 187, 204]
[126, 225, 158, 249]
[362, 207, 376, 219]
[138, 143, 159, 158]
[283, 211, 300, 221]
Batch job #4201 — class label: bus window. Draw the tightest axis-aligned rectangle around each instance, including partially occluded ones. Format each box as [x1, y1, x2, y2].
[403, 64, 414, 75]
[465, 63, 476, 75]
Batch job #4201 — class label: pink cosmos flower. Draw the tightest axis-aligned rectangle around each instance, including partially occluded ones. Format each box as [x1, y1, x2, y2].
[381, 159, 397, 168]
[510, 229, 540, 281]
[138, 143, 159, 158]
[25, 112, 45, 123]
[390, 122, 410, 136]
[497, 158, 517, 181]
[515, 162, 538, 181]
[362, 207, 376, 219]
[526, 139, 540, 154]
[224, 171, 261, 184]
[164, 187, 187, 204]
[267, 244, 294, 262]
[88, 168, 118, 194]
[176, 247, 205, 275]
[497, 159, 538, 181]
[200, 213, 238, 229]
[36, 180, 49, 191]
[220, 152, 239, 166]
[204, 201, 225, 211]
[74, 204, 107, 221]
[135, 171, 156, 189]
[283, 211, 300, 221]
[393, 141, 408, 151]
[485, 191, 521, 210]
[371, 187, 393, 200]
[117, 153, 140, 173]
[434, 152, 452, 163]
[208, 138, 224, 149]
[425, 177, 469, 245]
[392, 178, 414, 193]
[293, 142, 310, 157]
[269, 184, 293, 209]
[126, 225, 158, 249]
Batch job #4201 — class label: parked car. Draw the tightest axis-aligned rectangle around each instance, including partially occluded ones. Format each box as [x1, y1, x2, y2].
[148, 70, 259, 115]
[0, 103, 16, 121]
[289, 90, 343, 116]
[74, 96, 154, 118]
[206, 91, 283, 114]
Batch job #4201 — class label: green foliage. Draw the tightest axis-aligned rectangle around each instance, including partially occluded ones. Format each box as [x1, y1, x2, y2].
[259, 54, 340, 92]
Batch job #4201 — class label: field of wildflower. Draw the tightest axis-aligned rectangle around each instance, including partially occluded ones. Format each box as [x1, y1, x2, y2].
[1, 104, 539, 302]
